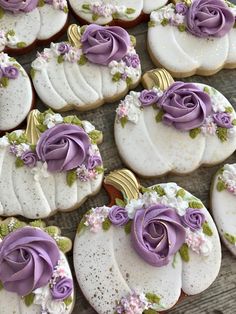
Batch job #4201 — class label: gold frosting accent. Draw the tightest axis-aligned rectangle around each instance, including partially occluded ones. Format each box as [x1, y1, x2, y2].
[67, 24, 82, 48]
[142, 68, 174, 91]
[25, 110, 41, 145]
[104, 169, 140, 201]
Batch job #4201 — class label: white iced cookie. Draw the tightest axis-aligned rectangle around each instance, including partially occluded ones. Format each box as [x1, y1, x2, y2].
[31, 24, 141, 111]
[0, 52, 33, 132]
[147, 0, 236, 77]
[114, 69, 236, 177]
[211, 163, 236, 256]
[0, 0, 68, 53]
[0, 109, 104, 219]
[0, 218, 75, 314]
[74, 169, 221, 313]
[69, 0, 168, 26]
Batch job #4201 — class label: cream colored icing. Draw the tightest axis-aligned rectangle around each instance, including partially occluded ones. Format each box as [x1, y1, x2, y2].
[0, 5, 68, 51]
[74, 183, 221, 313]
[114, 84, 236, 177]
[211, 164, 236, 256]
[0, 57, 33, 131]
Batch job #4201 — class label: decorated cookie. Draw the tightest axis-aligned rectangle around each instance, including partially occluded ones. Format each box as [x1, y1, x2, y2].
[69, 0, 168, 27]
[0, 0, 68, 54]
[211, 163, 236, 256]
[74, 169, 221, 313]
[0, 52, 33, 132]
[114, 69, 236, 177]
[0, 109, 104, 219]
[0, 217, 74, 314]
[147, 0, 236, 77]
[31, 24, 141, 112]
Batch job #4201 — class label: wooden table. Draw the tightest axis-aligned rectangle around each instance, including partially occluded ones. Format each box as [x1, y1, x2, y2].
[16, 6, 236, 314]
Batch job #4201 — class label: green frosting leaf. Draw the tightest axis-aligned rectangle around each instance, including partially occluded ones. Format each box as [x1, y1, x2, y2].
[144, 309, 158, 314]
[24, 293, 35, 307]
[15, 157, 24, 168]
[63, 6, 69, 13]
[112, 12, 120, 19]
[63, 115, 82, 126]
[0, 7, 4, 19]
[216, 127, 228, 142]
[96, 166, 105, 174]
[56, 237, 72, 253]
[66, 170, 77, 187]
[155, 109, 164, 123]
[82, 3, 90, 10]
[189, 128, 201, 139]
[112, 72, 122, 82]
[0, 77, 9, 87]
[124, 220, 132, 234]
[38, 0, 45, 6]
[153, 185, 165, 196]
[188, 201, 203, 209]
[77, 215, 87, 235]
[44, 226, 58, 237]
[78, 55, 87, 65]
[64, 296, 73, 307]
[148, 20, 156, 28]
[102, 218, 111, 231]
[30, 68, 36, 79]
[176, 188, 185, 198]
[0, 281, 3, 290]
[126, 8, 135, 14]
[202, 221, 213, 236]
[16, 42, 26, 48]
[179, 243, 190, 262]
[161, 18, 169, 26]
[178, 24, 186, 32]
[232, 119, 236, 126]
[12, 220, 26, 231]
[115, 198, 126, 207]
[224, 232, 236, 245]
[145, 293, 160, 305]
[225, 106, 233, 113]
[0, 224, 9, 238]
[92, 13, 99, 21]
[120, 116, 128, 128]
[126, 77, 132, 87]
[6, 29, 15, 37]
[216, 178, 226, 192]
[140, 186, 152, 193]
[203, 86, 211, 94]
[29, 220, 46, 228]
[88, 130, 102, 144]
[57, 55, 64, 64]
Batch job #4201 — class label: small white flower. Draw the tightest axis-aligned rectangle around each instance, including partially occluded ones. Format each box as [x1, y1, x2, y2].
[126, 104, 142, 124]
[0, 136, 9, 147]
[0, 52, 9, 65]
[82, 121, 95, 133]
[185, 228, 212, 256]
[64, 47, 82, 63]
[31, 57, 48, 71]
[115, 5, 126, 16]
[50, 42, 61, 56]
[141, 191, 159, 207]
[174, 13, 185, 24]
[46, 299, 67, 314]
[125, 198, 144, 219]
[43, 113, 63, 128]
[109, 60, 126, 75]
[164, 183, 178, 198]
[34, 285, 51, 310]
[124, 66, 139, 81]
[7, 34, 18, 46]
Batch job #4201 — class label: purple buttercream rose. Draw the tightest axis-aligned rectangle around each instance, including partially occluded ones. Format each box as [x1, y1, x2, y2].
[131, 204, 186, 267]
[186, 0, 235, 38]
[51, 277, 73, 300]
[87, 154, 102, 170]
[0, 0, 38, 13]
[108, 206, 129, 226]
[0, 227, 60, 296]
[36, 124, 90, 172]
[21, 150, 38, 168]
[139, 89, 160, 107]
[181, 208, 205, 231]
[159, 82, 212, 131]
[175, 2, 188, 15]
[58, 43, 70, 55]
[213, 112, 233, 128]
[81, 24, 130, 66]
[2, 65, 19, 79]
[122, 53, 140, 68]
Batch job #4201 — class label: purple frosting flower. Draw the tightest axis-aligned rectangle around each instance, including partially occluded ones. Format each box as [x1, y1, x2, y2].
[51, 277, 73, 300]
[87, 154, 102, 170]
[122, 54, 140, 68]
[175, 2, 188, 15]
[186, 0, 235, 38]
[139, 89, 160, 107]
[0, 227, 59, 296]
[81, 24, 130, 66]
[2, 66, 19, 79]
[58, 43, 70, 55]
[181, 208, 205, 231]
[159, 82, 212, 131]
[108, 206, 129, 226]
[36, 124, 90, 172]
[0, 0, 38, 13]
[131, 204, 186, 267]
[213, 112, 233, 128]
[21, 151, 38, 168]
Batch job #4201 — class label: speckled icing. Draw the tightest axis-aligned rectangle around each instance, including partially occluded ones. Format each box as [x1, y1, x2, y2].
[211, 163, 236, 256]
[148, 1, 236, 77]
[114, 83, 236, 177]
[74, 182, 221, 313]
[0, 110, 103, 218]
[69, 0, 168, 25]
[31, 27, 141, 111]
[0, 2, 68, 52]
[0, 53, 33, 131]
[0, 218, 74, 314]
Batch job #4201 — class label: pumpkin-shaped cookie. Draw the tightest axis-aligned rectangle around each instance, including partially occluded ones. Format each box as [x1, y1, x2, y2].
[74, 169, 221, 313]
[0, 109, 104, 218]
[0, 0, 68, 53]
[211, 163, 236, 256]
[69, 0, 168, 27]
[0, 218, 75, 314]
[114, 69, 236, 177]
[147, 0, 236, 77]
[0, 53, 33, 132]
[31, 24, 141, 111]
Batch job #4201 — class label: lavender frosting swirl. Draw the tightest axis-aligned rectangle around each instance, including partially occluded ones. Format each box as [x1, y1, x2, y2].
[0, 227, 60, 296]
[108, 206, 129, 226]
[131, 204, 186, 267]
[0, 0, 38, 13]
[159, 82, 212, 131]
[51, 277, 73, 300]
[186, 0, 235, 38]
[181, 208, 205, 231]
[213, 112, 233, 128]
[81, 24, 130, 66]
[36, 124, 90, 172]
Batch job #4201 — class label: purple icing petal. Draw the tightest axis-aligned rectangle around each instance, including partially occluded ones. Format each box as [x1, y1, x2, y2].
[181, 208, 205, 231]
[0, 0, 38, 13]
[51, 277, 73, 300]
[213, 112, 233, 128]
[1, 66, 19, 79]
[21, 151, 38, 168]
[139, 90, 160, 107]
[108, 206, 129, 226]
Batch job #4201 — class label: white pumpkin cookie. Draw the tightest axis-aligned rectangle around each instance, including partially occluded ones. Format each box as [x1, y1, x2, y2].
[0, 109, 104, 219]
[31, 24, 141, 112]
[211, 163, 236, 256]
[114, 69, 236, 177]
[74, 169, 221, 313]
[0, 0, 68, 54]
[0, 52, 33, 132]
[0, 218, 75, 314]
[69, 0, 168, 27]
[147, 0, 236, 77]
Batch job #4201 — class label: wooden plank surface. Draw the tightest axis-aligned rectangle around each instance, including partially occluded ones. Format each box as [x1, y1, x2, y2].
[15, 6, 236, 314]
